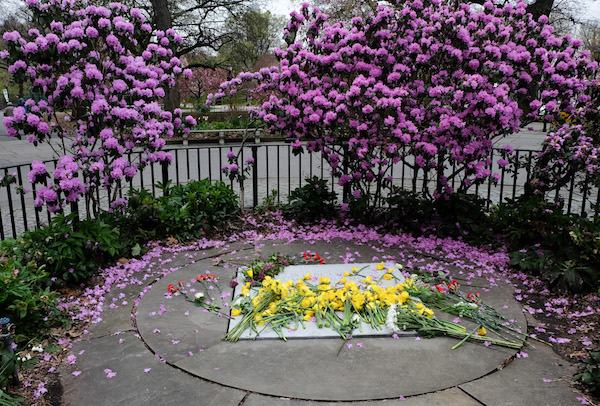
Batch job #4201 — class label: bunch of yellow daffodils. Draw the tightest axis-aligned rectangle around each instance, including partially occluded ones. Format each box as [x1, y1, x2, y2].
[225, 270, 434, 342]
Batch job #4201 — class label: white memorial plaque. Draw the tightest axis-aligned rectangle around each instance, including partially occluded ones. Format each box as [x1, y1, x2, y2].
[228, 262, 416, 339]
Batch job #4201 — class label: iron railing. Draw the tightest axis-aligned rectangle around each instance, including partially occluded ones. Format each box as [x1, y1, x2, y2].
[0, 143, 598, 239]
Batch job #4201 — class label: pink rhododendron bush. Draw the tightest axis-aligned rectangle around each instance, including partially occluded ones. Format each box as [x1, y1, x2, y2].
[211, 0, 597, 213]
[527, 84, 600, 199]
[1, 0, 196, 214]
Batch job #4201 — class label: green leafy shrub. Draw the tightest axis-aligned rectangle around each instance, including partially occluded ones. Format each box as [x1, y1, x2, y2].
[508, 247, 552, 273]
[164, 179, 239, 239]
[385, 190, 493, 243]
[546, 260, 598, 294]
[121, 179, 239, 241]
[575, 348, 600, 397]
[490, 195, 571, 249]
[17, 213, 122, 285]
[386, 188, 430, 219]
[0, 242, 61, 339]
[434, 194, 493, 237]
[285, 177, 337, 221]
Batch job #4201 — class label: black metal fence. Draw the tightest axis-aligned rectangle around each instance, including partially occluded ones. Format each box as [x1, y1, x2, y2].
[0, 143, 598, 240]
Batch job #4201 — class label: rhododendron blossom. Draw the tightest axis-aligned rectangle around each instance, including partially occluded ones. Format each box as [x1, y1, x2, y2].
[210, 0, 596, 212]
[527, 85, 600, 200]
[1, 0, 196, 214]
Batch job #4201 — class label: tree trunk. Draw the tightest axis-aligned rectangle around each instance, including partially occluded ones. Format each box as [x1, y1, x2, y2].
[526, 0, 554, 21]
[150, 0, 180, 112]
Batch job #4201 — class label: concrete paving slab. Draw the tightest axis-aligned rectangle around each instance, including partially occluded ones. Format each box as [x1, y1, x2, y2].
[242, 387, 483, 406]
[136, 261, 236, 364]
[133, 241, 532, 402]
[174, 336, 514, 401]
[60, 331, 246, 406]
[459, 343, 580, 406]
[86, 243, 248, 339]
[57, 240, 585, 406]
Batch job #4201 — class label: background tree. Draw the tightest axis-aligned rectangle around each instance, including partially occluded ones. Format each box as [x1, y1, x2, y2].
[0, 4, 33, 103]
[218, 8, 285, 73]
[578, 20, 600, 55]
[179, 55, 229, 106]
[311, 0, 581, 24]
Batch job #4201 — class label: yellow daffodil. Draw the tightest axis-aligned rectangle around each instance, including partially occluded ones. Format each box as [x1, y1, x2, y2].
[351, 266, 358, 273]
[304, 273, 311, 280]
[376, 262, 385, 270]
[387, 268, 394, 273]
[241, 286, 250, 296]
[344, 271, 351, 276]
[383, 273, 392, 280]
[319, 276, 331, 284]
[339, 277, 347, 284]
[478, 326, 487, 336]
[231, 308, 241, 317]
[247, 269, 253, 278]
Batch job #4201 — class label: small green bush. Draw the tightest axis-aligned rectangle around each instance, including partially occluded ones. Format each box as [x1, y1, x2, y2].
[0, 241, 61, 339]
[490, 195, 571, 249]
[17, 214, 123, 285]
[165, 179, 239, 239]
[575, 348, 600, 397]
[122, 179, 239, 241]
[285, 177, 337, 221]
[432, 193, 494, 242]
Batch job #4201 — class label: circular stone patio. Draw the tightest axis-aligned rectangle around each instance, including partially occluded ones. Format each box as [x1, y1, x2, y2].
[135, 249, 526, 402]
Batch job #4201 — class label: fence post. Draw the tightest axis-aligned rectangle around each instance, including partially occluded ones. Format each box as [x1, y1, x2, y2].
[161, 160, 169, 186]
[252, 145, 258, 207]
[342, 143, 350, 203]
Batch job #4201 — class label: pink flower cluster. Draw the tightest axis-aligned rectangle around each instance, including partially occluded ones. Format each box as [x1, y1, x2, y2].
[210, 0, 596, 209]
[530, 93, 600, 197]
[1, 0, 196, 213]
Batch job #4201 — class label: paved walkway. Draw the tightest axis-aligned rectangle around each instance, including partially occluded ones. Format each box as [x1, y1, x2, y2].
[58, 239, 581, 406]
[0, 111, 549, 167]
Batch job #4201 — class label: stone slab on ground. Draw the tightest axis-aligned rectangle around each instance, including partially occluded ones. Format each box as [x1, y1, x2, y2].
[229, 262, 412, 340]
[174, 336, 514, 401]
[58, 239, 587, 406]
[459, 342, 581, 406]
[60, 331, 246, 406]
[136, 261, 235, 364]
[242, 387, 483, 406]
[135, 240, 524, 401]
